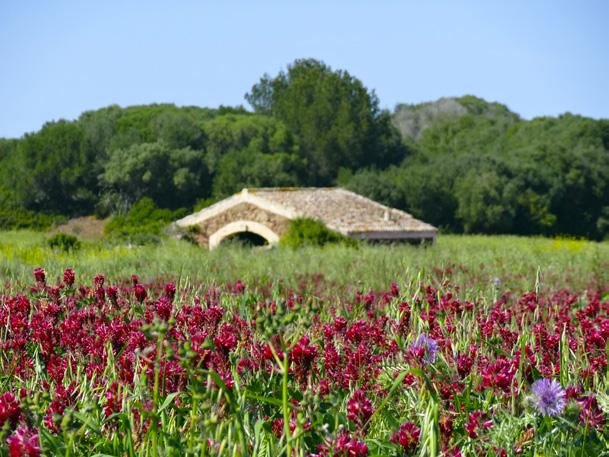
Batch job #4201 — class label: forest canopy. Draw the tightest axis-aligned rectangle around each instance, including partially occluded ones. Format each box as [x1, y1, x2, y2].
[0, 59, 607, 239]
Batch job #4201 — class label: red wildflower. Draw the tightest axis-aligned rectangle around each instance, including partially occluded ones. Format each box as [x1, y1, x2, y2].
[134, 284, 147, 303]
[464, 410, 493, 439]
[7, 426, 40, 457]
[104, 382, 122, 418]
[231, 280, 245, 294]
[63, 268, 75, 287]
[335, 432, 368, 457]
[155, 297, 173, 321]
[107, 285, 118, 306]
[214, 323, 238, 353]
[578, 395, 606, 430]
[164, 282, 176, 300]
[347, 390, 374, 429]
[290, 335, 318, 383]
[390, 421, 420, 452]
[33, 268, 45, 284]
[456, 352, 474, 378]
[0, 393, 21, 428]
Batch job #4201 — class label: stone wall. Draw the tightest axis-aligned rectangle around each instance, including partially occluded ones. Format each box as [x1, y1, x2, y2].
[189, 202, 291, 247]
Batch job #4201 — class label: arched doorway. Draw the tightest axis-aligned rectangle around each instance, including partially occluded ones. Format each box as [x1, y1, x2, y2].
[208, 220, 280, 249]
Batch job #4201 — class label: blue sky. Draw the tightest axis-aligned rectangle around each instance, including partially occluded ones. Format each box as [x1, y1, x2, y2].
[1, 0, 608, 138]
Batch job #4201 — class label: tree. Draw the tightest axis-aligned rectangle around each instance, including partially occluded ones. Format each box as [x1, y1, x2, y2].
[154, 111, 206, 150]
[202, 114, 298, 176]
[100, 143, 209, 212]
[212, 148, 302, 197]
[454, 167, 517, 233]
[246, 59, 406, 184]
[8, 120, 95, 215]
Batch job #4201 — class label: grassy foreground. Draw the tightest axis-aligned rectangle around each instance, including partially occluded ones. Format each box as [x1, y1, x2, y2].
[0, 231, 607, 294]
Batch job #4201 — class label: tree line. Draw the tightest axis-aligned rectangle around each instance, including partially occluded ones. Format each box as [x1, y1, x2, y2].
[0, 59, 607, 239]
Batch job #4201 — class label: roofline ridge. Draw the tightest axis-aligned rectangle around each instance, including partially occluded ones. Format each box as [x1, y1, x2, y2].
[248, 186, 338, 192]
[175, 191, 298, 226]
[175, 193, 241, 225]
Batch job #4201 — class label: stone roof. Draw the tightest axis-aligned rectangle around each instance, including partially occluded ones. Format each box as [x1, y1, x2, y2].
[177, 187, 437, 241]
[248, 188, 436, 238]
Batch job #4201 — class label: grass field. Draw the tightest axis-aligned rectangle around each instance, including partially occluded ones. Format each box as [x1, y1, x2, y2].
[0, 232, 607, 456]
[1, 231, 607, 294]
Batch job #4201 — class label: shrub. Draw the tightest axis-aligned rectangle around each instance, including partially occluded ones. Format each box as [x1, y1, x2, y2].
[105, 198, 187, 244]
[0, 203, 63, 230]
[47, 233, 82, 252]
[280, 218, 358, 248]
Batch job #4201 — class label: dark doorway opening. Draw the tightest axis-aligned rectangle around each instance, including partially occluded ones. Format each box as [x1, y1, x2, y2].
[221, 231, 268, 247]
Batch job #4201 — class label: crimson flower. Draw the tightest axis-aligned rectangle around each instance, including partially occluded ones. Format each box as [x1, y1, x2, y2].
[134, 284, 147, 303]
[464, 410, 492, 439]
[0, 393, 21, 428]
[578, 395, 606, 430]
[347, 390, 374, 429]
[335, 432, 368, 457]
[390, 421, 420, 452]
[33, 268, 45, 284]
[7, 426, 40, 457]
[63, 268, 75, 287]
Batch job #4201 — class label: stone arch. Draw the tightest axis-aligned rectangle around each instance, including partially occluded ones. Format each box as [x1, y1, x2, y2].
[208, 220, 280, 249]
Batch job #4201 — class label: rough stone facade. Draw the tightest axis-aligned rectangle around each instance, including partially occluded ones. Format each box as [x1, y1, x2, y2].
[188, 202, 290, 247]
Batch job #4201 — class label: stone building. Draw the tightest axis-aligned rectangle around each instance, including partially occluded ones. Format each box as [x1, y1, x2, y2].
[175, 187, 437, 249]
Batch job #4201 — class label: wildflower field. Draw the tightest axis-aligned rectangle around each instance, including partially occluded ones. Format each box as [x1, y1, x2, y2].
[0, 233, 608, 456]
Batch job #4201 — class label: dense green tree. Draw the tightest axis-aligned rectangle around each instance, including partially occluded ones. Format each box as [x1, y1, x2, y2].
[154, 111, 206, 150]
[454, 164, 517, 233]
[201, 113, 297, 176]
[0, 138, 17, 162]
[100, 143, 209, 213]
[212, 148, 303, 196]
[343, 167, 404, 210]
[246, 58, 406, 184]
[6, 120, 96, 215]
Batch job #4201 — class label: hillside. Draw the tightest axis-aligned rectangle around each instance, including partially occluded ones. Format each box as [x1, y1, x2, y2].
[392, 95, 520, 141]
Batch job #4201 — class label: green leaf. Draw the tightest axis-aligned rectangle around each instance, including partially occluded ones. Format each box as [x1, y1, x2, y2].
[158, 392, 180, 413]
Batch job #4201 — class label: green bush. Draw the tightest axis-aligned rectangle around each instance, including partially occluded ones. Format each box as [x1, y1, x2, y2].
[105, 198, 187, 244]
[47, 233, 82, 252]
[0, 207, 61, 230]
[280, 218, 358, 248]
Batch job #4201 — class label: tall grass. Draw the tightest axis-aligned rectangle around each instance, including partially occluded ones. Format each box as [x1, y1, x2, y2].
[0, 231, 607, 294]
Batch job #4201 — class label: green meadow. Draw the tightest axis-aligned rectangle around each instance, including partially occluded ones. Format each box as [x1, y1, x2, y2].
[1, 231, 606, 295]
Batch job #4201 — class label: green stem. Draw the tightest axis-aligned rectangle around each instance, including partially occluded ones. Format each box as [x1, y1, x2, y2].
[282, 352, 291, 457]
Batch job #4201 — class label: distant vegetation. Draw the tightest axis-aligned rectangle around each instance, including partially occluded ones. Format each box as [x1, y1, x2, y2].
[0, 59, 607, 239]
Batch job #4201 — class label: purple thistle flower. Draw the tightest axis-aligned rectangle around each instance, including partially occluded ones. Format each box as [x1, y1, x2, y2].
[531, 379, 566, 416]
[411, 334, 438, 364]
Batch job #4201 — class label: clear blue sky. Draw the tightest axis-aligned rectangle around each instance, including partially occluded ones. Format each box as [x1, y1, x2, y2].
[1, 0, 608, 138]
